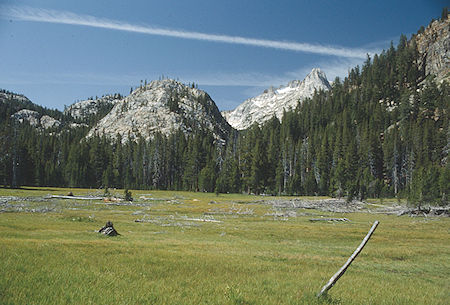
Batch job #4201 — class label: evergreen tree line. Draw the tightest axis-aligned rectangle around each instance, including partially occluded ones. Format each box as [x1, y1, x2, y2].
[0, 33, 448, 205]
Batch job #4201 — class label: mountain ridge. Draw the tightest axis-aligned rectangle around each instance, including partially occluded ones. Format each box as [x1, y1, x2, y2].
[222, 68, 331, 130]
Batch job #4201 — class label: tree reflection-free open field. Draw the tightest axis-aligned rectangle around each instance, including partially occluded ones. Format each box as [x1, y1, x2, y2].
[0, 187, 448, 304]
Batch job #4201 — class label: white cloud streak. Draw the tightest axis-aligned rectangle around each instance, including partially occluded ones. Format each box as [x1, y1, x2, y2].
[2, 6, 376, 59]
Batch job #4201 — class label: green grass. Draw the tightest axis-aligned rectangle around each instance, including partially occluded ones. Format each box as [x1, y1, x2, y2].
[0, 187, 449, 304]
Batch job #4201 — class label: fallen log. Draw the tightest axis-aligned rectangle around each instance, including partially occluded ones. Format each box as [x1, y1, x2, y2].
[317, 220, 379, 298]
[309, 218, 349, 222]
[50, 195, 103, 200]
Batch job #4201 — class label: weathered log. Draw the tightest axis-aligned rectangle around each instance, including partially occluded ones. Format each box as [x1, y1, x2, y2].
[51, 195, 103, 200]
[317, 221, 379, 298]
[309, 218, 349, 222]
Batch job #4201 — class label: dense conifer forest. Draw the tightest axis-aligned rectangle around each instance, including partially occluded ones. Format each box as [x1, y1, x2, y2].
[0, 25, 448, 205]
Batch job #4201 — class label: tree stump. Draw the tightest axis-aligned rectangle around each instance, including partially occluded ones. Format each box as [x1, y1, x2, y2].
[98, 221, 120, 236]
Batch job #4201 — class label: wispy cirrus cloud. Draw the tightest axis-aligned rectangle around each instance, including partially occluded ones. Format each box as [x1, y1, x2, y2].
[1, 5, 377, 59]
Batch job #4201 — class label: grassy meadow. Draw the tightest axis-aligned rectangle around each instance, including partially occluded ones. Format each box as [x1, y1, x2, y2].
[0, 187, 449, 304]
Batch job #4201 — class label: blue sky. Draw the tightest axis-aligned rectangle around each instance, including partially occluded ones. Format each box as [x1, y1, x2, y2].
[0, 0, 446, 111]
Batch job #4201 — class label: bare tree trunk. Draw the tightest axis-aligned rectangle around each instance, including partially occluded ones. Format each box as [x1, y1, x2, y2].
[317, 221, 380, 298]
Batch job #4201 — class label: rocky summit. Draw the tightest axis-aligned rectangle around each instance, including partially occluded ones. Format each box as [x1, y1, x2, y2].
[87, 79, 231, 143]
[222, 68, 331, 130]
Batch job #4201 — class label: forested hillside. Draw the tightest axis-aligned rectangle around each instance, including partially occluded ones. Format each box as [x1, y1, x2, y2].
[0, 16, 448, 205]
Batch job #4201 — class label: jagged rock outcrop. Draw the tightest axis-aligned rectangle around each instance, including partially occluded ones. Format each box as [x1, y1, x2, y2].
[3, 91, 62, 129]
[64, 94, 120, 120]
[11, 109, 61, 129]
[40, 115, 61, 129]
[415, 15, 449, 84]
[222, 68, 331, 130]
[87, 79, 231, 142]
[11, 109, 40, 126]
